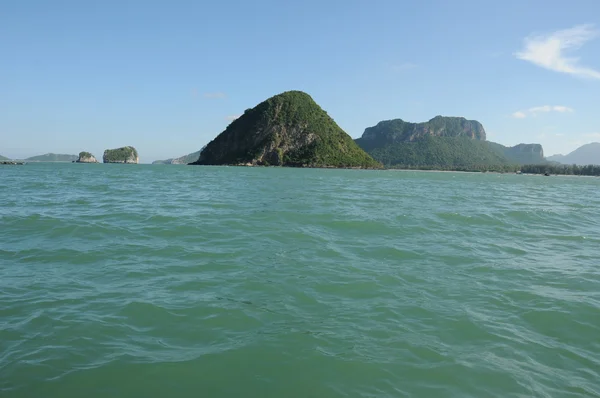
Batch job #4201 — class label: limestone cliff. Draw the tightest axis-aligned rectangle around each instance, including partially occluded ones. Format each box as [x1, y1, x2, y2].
[103, 146, 139, 164]
[76, 151, 98, 163]
[356, 116, 486, 151]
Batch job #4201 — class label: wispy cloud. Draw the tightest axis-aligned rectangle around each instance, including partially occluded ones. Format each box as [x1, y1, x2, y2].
[387, 62, 417, 72]
[512, 105, 574, 119]
[583, 132, 600, 138]
[225, 115, 240, 121]
[515, 24, 600, 79]
[204, 92, 227, 99]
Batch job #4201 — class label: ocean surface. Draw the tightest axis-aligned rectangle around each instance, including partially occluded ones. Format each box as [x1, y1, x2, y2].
[1, 163, 599, 398]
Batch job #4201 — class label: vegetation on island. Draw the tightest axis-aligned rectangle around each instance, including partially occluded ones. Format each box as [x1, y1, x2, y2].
[79, 151, 93, 158]
[153, 149, 202, 165]
[103, 146, 139, 163]
[0, 154, 9, 161]
[192, 91, 381, 168]
[25, 153, 78, 162]
[355, 117, 545, 170]
[521, 164, 600, 176]
[355, 117, 486, 152]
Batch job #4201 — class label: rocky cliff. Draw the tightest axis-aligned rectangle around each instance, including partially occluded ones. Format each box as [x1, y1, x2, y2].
[503, 143, 544, 164]
[191, 91, 381, 168]
[103, 146, 139, 164]
[356, 116, 486, 151]
[76, 151, 98, 163]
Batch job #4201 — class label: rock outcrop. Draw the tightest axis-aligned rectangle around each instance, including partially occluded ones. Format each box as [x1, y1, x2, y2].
[191, 91, 381, 168]
[355, 116, 486, 152]
[103, 146, 139, 164]
[503, 144, 544, 164]
[76, 151, 98, 163]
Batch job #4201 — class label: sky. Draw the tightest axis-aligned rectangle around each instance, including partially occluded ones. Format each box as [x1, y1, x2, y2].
[1, 0, 599, 162]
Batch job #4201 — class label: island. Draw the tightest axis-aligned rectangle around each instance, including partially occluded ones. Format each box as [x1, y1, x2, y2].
[24, 153, 78, 162]
[191, 90, 381, 169]
[355, 117, 544, 172]
[103, 146, 139, 164]
[75, 151, 98, 163]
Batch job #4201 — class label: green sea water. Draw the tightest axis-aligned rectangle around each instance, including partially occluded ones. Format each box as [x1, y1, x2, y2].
[1, 163, 599, 397]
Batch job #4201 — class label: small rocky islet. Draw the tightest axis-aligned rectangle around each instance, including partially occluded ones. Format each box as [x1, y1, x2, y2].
[75, 152, 98, 163]
[103, 146, 139, 164]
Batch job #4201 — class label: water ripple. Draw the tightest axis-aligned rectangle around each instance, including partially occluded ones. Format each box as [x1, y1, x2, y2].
[1, 165, 599, 397]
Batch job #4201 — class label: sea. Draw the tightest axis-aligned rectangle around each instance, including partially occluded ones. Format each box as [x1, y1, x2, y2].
[1, 163, 599, 398]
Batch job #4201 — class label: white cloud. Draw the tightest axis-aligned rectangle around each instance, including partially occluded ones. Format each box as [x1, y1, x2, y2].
[554, 133, 565, 137]
[204, 92, 227, 99]
[583, 132, 600, 138]
[512, 105, 574, 118]
[515, 24, 600, 79]
[225, 115, 240, 121]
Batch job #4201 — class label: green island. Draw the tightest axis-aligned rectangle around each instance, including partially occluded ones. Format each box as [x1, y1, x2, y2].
[103, 146, 139, 164]
[0, 154, 9, 161]
[354, 117, 545, 172]
[76, 151, 98, 163]
[24, 153, 78, 162]
[191, 91, 381, 169]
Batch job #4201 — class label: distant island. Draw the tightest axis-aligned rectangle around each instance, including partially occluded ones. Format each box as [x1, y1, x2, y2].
[0, 154, 9, 161]
[76, 151, 98, 163]
[103, 146, 139, 163]
[24, 153, 78, 162]
[546, 143, 600, 166]
[191, 91, 381, 169]
[153, 149, 202, 165]
[355, 117, 544, 172]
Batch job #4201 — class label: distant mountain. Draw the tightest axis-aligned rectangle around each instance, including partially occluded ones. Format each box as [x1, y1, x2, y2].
[153, 149, 202, 165]
[0, 154, 9, 161]
[546, 143, 600, 165]
[25, 153, 78, 162]
[355, 117, 544, 169]
[191, 91, 381, 168]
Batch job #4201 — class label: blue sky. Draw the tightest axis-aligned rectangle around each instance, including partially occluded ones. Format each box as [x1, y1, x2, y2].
[1, 0, 599, 162]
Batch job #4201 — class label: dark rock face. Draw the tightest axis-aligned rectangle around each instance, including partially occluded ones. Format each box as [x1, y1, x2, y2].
[356, 116, 486, 151]
[191, 91, 381, 169]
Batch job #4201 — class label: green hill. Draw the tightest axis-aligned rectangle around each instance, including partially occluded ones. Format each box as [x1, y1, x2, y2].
[153, 149, 202, 165]
[355, 117, 544, 170]
[103, 146, 139, 163]
[0, 154, 10, 161]
[192, 91, 381, 168]
[25, 153, 78, 162]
